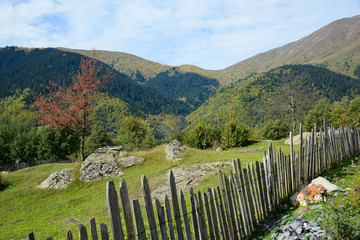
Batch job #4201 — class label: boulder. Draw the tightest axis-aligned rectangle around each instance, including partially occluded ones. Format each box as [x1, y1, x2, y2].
[311, 176, 343, 193]
[291, 183, 327, 206]
[38, 168, 72, 189]
[165, 140, 185, 160]
[291, 177, 342, 206]
[151, 162, 232, 199]
[118, 156, 144, 168]
[80, 146, 124, 182]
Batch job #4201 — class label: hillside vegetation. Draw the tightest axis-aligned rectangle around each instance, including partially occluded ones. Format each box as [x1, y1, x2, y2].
[0, 47, 191, 116]
[187, 65, 360, 129]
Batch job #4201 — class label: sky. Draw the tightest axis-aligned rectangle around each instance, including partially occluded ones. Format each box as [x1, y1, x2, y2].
[1, 0, 360, 70]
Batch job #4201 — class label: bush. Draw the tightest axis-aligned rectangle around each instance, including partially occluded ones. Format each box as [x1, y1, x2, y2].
[0, 174, 3, 190]
[222, 121, 250, 148]
[86, 126, 113, 154]
[319, 202, 360, 240]
[117, 117, 157, 150]
[262, 120, 289, 140]
[185, 122, 220, 149]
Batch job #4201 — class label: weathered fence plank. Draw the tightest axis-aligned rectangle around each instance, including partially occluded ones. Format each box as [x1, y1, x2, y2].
[141, 175, 159, 240]
[132, 199, 147, 240]
[190, 187, 200, 240]
[203, 191, 215, 240]
[90, 217, 98, 240]
[100, 223, 109, 240]
[27, 232, 35, 240]
[208, 188, 220, 240]
[67, 230, 73, 240]
[79, 224, 88, 240]
[120, 179, 136, 240]
[155, 199, 168, 240]
[164, 195, 176, 240]
[106, 181, 124, 240]
[169, 170, 184, 240]
[179, 189, 192, 240]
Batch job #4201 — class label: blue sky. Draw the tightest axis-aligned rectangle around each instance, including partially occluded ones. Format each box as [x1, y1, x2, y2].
[1, 0, 360, 70]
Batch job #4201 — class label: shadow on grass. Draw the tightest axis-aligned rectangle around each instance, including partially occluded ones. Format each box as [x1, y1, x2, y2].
[0, 179, 11, 191]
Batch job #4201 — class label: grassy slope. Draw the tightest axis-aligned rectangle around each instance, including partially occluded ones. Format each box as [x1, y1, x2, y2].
[0, 140, 295, 239]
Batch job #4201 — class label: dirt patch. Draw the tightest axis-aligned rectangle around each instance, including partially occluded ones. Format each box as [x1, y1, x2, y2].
[64, 218, 79, 226]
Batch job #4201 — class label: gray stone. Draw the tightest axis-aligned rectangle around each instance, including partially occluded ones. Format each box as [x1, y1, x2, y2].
[216, 147, 223, 152]
[80, 146, 125, 182]
[38, 168, 72, 189]
[295, 227, 302, 235]
[165, 140, 185, 160]
[118, 156, 144, 168]
[151, 162, 232, 199]
[311, 176, 343, 193]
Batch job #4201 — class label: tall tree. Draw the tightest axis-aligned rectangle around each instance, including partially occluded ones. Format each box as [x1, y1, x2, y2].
[273, 70, 308, 134]
[35, 50, 111, 161]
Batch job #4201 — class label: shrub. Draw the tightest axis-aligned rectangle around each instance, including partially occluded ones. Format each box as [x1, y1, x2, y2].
[262, 120, 289, 140]
[185, 122, 220, 149]
[222, 121, 250, 148]
[117, 117, 157, 150]
[86, 126, 114, 154]
[0, 174, 3, 190]
[319, 202, 360, 240]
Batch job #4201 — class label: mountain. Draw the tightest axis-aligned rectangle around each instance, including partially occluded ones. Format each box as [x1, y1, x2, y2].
[0, 46, 191, 116]
[224, 15, 360, 80]
[186, 65, 360, 128]
[59, 48, 225, 107]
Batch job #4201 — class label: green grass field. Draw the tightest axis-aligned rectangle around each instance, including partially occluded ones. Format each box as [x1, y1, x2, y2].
[0, 140, 294, 239]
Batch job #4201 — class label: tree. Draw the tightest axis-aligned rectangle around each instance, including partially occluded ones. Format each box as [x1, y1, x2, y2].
[185, 122, 221, 149]
[304, 98, 331, 131]
[262, 120, 289, 140]
[273, 70, 308, 134]
[222, 121, 250, 148]
[34, 50, 111, 161]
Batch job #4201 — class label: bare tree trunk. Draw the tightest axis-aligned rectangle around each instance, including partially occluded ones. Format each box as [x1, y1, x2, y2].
[80, 131, 86, 161]
[292, 112, 297, 134]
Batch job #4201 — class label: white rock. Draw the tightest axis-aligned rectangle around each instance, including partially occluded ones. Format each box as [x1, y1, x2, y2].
[311, 176, 343, 193]
[38, 168, 72, 189]
[118, 156, 144, 168]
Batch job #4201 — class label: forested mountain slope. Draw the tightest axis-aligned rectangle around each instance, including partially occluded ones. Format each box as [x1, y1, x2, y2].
[0, 47, 191, 116]
[187, 65, 360, 128]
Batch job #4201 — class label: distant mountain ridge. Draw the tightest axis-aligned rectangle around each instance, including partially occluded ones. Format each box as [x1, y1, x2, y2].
[0, 47, 191, 116]
[224, 15, 360, 80]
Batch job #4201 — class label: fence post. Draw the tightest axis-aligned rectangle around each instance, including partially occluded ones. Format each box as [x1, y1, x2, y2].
[90, 217, 98, 240]
[79, 224, 88, 240]
[67, 230, 73, 240]
[141, 175, 159, 240]
[120, 178, 136, 240]
[100, 223, 109, 240]
[164, 195, 176, 240]
[155, 199, 168, 240]
[179, 189, 192, 240]
[132, 199, 147, 240]
[169, 170, 184, 240]
[107, 181, 124, 240]
[27, 232, 35, 240]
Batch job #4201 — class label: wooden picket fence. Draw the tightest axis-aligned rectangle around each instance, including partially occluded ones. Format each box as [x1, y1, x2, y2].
[27, 123, 360, 240]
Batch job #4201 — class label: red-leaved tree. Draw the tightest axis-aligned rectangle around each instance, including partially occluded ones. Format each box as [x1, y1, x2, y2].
[35, 50, 111, 161]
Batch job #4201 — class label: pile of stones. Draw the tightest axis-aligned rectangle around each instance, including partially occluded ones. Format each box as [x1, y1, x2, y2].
[270, 214, 327, 240]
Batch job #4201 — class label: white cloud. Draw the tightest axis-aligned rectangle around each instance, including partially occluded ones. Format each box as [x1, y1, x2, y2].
[0, 0, 359, 69]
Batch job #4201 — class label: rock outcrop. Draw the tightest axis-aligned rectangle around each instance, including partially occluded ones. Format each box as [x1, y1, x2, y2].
[152, 162, 232, 199]
[165, 140, 185, 160]
[118, 156, 144, 168]
[38, 168, 72, 189]
[291, 177, 342, 206]
[80, 146, 124, 182]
